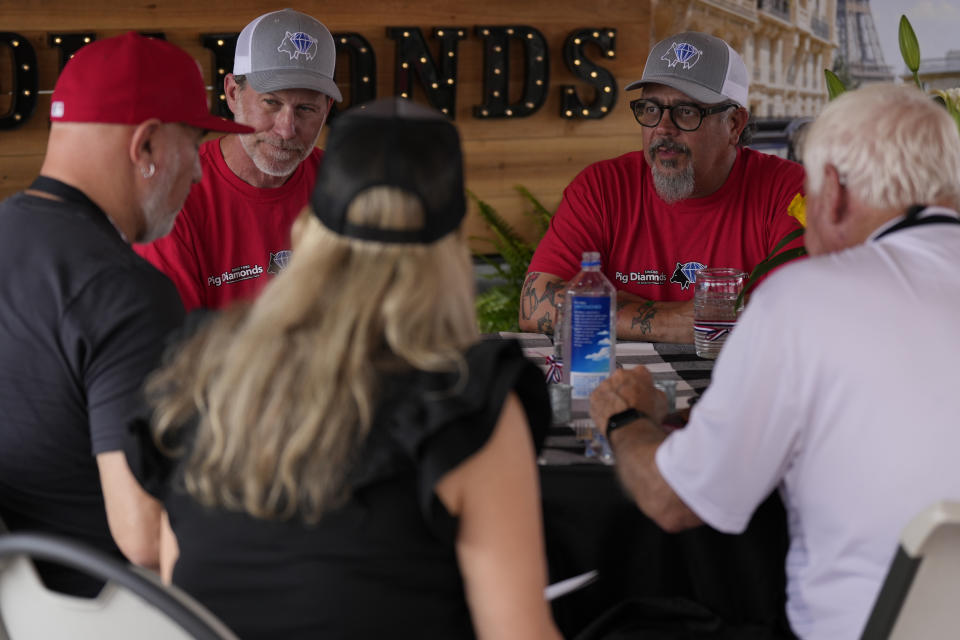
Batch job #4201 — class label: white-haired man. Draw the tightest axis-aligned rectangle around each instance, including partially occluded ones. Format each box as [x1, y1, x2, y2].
[521, 31, 805, 342]
[137, 9, 341, 311]
[0, 32, 252, 595]
[589, 84, 960, 639]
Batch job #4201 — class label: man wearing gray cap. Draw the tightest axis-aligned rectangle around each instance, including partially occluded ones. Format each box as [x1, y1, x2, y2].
[137, 8, 341, 311]
[521, 32, 805, 343]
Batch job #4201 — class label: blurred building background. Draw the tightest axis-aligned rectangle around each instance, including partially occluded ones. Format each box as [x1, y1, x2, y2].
[651, 0, 837, 118]
[907, 51, 960, 92]
[833, 0, 893, 86]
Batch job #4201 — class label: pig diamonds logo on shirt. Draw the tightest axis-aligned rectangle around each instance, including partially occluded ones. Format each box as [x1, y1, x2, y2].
[661, 42, 702, 70]
[615, 270, 668, 285]
[278, 31, 318, 61]
[670, 261, 706, 290]
[207, 264, 264, 287]
[267, 250, 292, 275]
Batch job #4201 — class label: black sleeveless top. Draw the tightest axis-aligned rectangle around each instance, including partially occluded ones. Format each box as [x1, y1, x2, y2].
[125, 338, 549, 639]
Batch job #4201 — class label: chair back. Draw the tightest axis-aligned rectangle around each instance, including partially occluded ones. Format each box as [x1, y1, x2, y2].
[0, 532, 239, 640]
[860, 501, 960, 639]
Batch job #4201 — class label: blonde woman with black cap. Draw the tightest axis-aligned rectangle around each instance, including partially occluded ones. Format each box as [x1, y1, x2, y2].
[126, 98, 562, 640]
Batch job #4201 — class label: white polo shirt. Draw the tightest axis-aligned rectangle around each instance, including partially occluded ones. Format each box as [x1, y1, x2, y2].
[656, 208, 960, 639]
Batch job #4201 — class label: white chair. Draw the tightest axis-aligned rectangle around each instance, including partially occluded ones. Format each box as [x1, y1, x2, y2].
[0, 532, 239, 640]
[860, 501, 960, 639]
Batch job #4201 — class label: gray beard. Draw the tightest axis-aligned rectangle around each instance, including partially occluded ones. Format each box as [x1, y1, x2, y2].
[652, 162, 695, 204]
[139, 159, 181, 243]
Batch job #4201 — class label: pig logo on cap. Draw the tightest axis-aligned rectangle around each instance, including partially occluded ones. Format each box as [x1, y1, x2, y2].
[278, 31, 318, 61]
[661, 42, 702, 70]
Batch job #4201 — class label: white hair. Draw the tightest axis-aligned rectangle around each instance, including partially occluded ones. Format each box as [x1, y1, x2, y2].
[803, 84, 960, 210]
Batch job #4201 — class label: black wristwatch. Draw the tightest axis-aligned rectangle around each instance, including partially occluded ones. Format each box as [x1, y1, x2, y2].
[606, 408, 651, 438]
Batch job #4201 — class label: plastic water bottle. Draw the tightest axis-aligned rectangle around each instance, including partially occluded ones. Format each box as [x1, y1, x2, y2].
[562, 251, 616, 410]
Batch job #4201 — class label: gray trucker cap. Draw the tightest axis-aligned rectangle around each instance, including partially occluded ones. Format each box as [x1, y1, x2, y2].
[233, 8, 342, 101]
[625, 31, 748, 107]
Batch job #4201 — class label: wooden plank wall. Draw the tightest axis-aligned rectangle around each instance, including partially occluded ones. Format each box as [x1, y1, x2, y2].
[0, 0, 652, 249]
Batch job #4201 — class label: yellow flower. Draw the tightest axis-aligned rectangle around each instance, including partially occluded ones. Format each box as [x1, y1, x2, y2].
[787, 193, 806, 228]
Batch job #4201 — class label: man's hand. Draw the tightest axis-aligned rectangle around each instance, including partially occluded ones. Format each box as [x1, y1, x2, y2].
[518, 271, 566, 334]
[590, 368, 669, 438]
[616, 294, 695, 344]
[589, 368, 703, 533]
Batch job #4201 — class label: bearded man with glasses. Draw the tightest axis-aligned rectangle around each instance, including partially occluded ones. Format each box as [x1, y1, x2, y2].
[521, 32, 805, 343]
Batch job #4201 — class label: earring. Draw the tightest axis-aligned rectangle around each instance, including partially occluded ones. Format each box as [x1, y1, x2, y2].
[141, 163, 156, 179]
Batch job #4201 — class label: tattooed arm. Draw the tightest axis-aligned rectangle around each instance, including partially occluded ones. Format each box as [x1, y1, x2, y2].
[518, 271, 566, 335]
[519, 272, 694, 342]
[616, 292, 695, 344]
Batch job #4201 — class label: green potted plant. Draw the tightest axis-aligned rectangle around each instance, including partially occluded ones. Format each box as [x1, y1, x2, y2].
[470, 186, 553, 333]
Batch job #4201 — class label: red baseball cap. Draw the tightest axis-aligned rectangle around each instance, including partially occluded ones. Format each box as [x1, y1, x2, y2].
[50, 31, 253, 134]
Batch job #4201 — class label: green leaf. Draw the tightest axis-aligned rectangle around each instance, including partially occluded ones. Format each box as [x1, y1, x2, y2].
[475, 286, 520, 333]
[824, 69, 847, 100]
[469, 186, 556, 332]
[468, 190, 534, 284]
[514, 185, 553, 233]
[736, 246, 808, 309]
[761, 227, 805, 262]
[899, 15, 922, 80]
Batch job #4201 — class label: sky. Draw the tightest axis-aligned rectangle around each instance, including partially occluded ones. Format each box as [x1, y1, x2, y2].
[868, 0, 960, 73]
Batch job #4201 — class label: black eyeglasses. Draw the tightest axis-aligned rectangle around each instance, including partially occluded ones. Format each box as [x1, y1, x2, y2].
[630, 98, 737, 132]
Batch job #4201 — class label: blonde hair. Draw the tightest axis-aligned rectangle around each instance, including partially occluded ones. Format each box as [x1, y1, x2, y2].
[149, 187, 478, 521]
[804, 84, 960, 210]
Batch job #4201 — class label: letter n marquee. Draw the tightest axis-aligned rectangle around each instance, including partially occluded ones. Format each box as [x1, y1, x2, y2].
[386, 26, 467, 118]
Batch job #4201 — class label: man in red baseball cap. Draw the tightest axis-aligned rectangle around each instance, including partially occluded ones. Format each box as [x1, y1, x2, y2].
[0, 32, 252, 596]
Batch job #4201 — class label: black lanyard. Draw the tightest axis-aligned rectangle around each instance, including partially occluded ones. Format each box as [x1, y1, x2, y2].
[874, 204, 960, 241]
[27, 176, 126, 241]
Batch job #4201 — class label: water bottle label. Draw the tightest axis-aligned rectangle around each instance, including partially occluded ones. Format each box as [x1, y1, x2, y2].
[570, 371, 607, 399]
[569, 296, 612, 399]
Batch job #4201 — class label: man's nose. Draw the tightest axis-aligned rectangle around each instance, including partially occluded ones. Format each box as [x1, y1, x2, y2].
[654, 108, 681, 135]
[272, 106, 296, 139]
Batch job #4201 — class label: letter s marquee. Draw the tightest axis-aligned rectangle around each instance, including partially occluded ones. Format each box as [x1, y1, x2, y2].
[560, 28, 617, 120]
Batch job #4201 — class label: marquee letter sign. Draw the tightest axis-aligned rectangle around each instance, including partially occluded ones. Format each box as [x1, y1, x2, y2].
[333, 32, 377, 114]
[473, 26, 549, 119]
[386, 26, 467, 118]
[0, 24, 624, 131]
[200, 34, 239, 119]
[560, 28, 617, 120]
[0, 33, 38, 131]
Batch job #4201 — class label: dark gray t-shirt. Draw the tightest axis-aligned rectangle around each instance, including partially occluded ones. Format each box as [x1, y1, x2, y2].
[0, 184, 184, 595]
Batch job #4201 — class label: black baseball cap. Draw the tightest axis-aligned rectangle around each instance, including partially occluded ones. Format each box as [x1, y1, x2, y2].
[310, 98, 466, 244]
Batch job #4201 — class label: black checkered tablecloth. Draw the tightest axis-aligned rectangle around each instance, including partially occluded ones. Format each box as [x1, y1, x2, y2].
[496, 332, 716, 464]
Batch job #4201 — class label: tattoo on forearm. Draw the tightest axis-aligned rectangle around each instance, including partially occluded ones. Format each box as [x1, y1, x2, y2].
[520, 272, 540, 320]
[542, 280, 565, 309]
[521, 273, 567, 325]
[536, 313, 555, 335]
[631, 301, 658, 335]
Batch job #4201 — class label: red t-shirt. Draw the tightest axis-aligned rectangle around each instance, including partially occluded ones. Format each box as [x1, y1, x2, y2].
[528, 147, 805, 300]
[135, 140, 323, 311]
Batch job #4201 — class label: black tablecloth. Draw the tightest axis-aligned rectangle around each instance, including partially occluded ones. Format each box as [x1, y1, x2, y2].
[504, 333, 794, 639]
[541, 464, 793, 638]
